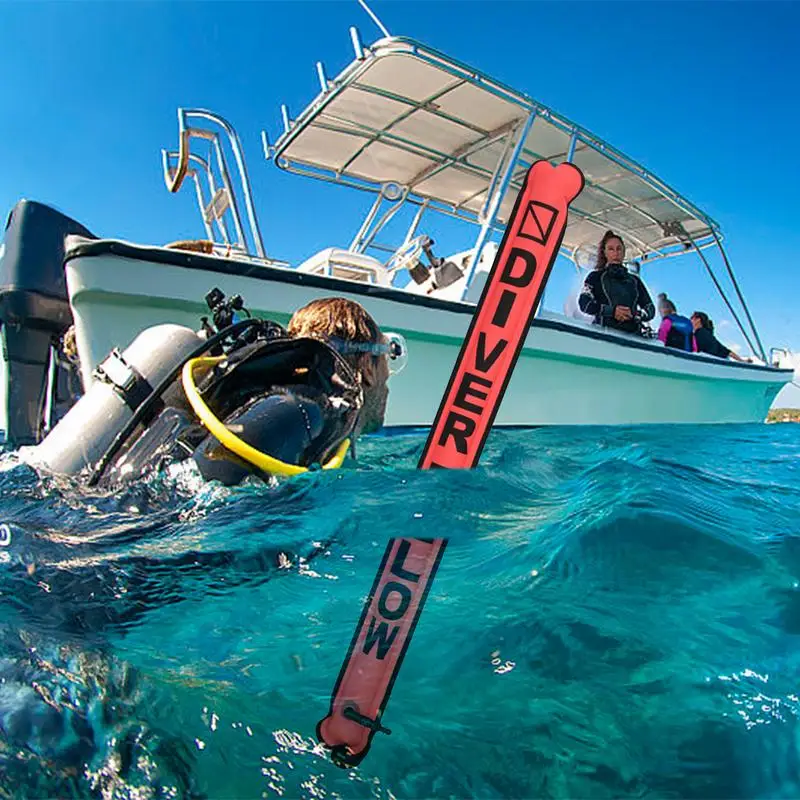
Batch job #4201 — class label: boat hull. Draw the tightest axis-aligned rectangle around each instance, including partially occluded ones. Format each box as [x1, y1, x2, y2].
[64, 242, 791, 428]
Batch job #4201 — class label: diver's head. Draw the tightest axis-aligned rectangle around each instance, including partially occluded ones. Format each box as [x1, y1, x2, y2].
[287, 297, 394, 436]
[597, 230, 625, 270]
[691, 311, 713, 333]
[658, 292, 676, 318]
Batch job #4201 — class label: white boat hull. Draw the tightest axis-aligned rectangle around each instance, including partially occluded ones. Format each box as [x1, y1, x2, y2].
[64, 242, 791, 428]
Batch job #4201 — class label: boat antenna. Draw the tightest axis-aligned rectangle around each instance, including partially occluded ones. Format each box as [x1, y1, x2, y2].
[356, 0, 391, 38]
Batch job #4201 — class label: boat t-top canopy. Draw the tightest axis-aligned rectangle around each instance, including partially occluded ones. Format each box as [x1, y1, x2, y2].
[270, 35, 720, 265]
[157, 30, 765, 360]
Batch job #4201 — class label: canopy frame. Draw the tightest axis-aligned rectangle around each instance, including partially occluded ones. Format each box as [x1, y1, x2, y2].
[264, 32, 767, 359]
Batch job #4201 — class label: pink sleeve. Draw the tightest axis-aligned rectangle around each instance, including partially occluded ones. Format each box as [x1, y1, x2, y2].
[658, 318, 671, 344]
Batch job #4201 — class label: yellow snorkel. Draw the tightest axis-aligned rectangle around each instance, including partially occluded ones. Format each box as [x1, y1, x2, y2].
[181, 355, 350, 477]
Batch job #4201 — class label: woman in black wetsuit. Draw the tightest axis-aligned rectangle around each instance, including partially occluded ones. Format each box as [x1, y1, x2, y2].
[578, 230, 656, 334]
[690, 311, 750, 362]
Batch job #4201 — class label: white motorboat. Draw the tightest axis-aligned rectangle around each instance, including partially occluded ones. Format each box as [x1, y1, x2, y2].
[0, 31, 792, 445]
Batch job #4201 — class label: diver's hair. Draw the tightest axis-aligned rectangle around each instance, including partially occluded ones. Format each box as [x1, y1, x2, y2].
[287, 297, 382, 372]
[658, 292, 676, 315]
[62, 325, 78, 360]
[692, 311, 714, 333]
[596, 230, 624, 271]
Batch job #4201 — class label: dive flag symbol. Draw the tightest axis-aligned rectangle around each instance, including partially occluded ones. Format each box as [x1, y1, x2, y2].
[517, 200, 559, 246]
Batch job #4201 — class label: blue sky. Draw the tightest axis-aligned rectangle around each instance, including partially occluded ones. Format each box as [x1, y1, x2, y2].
[2, 0, 798, 405]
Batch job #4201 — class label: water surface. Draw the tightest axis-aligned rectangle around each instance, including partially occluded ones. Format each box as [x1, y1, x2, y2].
[0, 423, 799, 799]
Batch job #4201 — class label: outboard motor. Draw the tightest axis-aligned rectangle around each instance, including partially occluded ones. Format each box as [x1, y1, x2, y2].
[0, 200, 98, 447]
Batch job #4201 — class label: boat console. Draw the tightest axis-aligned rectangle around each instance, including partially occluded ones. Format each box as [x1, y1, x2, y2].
[296, 247, 392, 286]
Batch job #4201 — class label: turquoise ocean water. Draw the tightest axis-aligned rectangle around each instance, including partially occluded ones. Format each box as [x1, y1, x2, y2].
[0, 423, 799, 799]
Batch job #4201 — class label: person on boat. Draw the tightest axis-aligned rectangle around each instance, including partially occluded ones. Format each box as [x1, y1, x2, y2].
[578, 230, 656, 335]
[656, 293, 696, 352]
[690, 311, 750, 363]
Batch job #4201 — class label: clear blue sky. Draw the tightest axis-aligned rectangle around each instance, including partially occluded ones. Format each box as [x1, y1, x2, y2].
[2, 0, 799, 405]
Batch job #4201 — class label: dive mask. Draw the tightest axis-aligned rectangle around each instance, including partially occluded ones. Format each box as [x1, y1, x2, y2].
[329, 331, 408, 376]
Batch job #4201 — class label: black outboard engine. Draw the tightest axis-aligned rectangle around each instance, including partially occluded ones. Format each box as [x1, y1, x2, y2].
[0, 200, 97, 446]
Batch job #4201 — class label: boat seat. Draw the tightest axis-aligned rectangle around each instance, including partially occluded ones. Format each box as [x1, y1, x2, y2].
[295, 248, 391, 286]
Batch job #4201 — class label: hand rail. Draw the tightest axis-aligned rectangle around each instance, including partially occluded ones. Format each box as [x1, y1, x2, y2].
[160, 108, 266, 259]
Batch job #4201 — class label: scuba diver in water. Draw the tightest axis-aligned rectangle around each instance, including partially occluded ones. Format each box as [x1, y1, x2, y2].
[187, 295, 402, 487]
[578, 230, 656, 335]
[26, 292, 407, 488]
[2, 293, 407, 796]
[14, 290, 407, 635]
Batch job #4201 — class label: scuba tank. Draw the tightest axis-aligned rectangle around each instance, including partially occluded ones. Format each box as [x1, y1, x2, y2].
[28, 323, 204, 476]
[27, 289, 364, 487]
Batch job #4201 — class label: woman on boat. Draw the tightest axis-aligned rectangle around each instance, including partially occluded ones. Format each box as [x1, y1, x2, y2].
[578, 230, 656, 335]
[690, 311, 750, 362]
[657, 293, 696, 352]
